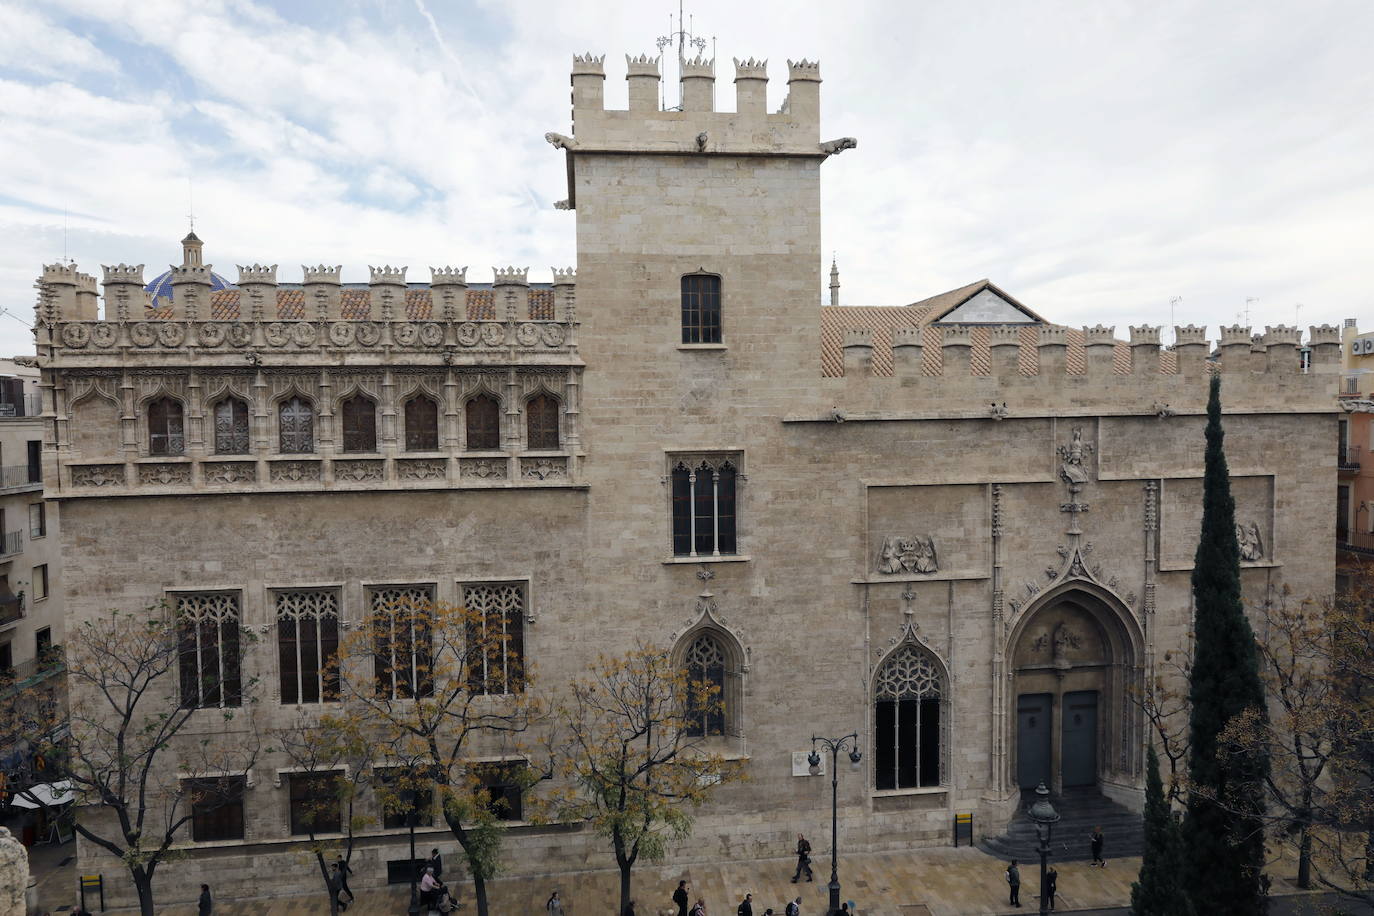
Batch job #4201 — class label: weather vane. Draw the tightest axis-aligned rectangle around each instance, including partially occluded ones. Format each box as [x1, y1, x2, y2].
[655, 1, 713, 111]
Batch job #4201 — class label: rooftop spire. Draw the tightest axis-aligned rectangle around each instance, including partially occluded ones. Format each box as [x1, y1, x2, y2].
[829, 255, 840, 306]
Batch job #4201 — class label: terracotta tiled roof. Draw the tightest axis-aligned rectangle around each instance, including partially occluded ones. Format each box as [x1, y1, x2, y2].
[211, 290, 240, 319]
[530, 289, 555, 320]
[466, 290, 495, 320]
[819, 305, 933, 376]
[277, 289, 305, 319]
[405, 290, 432, 320]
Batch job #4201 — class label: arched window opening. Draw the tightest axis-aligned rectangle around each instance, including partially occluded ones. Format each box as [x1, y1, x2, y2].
[405, 395, 439, 451]
[681, 274, 722, 344]
[526, 393, 560, 450]
[671, 456, 738, 557]
[279, 397, 315, 454]
[341, 394, 377, 453]
[874, 644, 944, 789]
[148, 397, 185, 456]
[465, 394, 501, 450]
[684, 632, 728, 737]
[213, 397, 250, 454]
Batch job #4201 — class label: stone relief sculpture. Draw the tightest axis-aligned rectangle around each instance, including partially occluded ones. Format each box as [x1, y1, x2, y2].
[1236, 521, 1265, 561]
[1058, 427, 1093, 489]
[876, 535, 938, 575]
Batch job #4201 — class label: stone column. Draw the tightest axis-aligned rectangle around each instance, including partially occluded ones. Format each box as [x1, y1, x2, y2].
[941, 326, 973, 376]
[1263, 325, 1300, 374]
[988, 326, 1022, 378]
[1037, 327, 1068, 376]
[1129, 325, 1161, 375]
[626, 54, 661, 111]
[891, 328, 924, 380]
[1083, 325, 1117, 376]
[842, 329, 874, 377]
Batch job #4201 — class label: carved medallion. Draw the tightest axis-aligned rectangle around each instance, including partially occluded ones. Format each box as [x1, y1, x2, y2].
[418, 322, 444, 347]
[356, 322, 382, 347]
[328, 322, 355, 346]
[226, 324, 252, 347]
[393, 323, 419, 346]
[61, 323, 91, 348]
[197, 323, 226, 347]
[290, 323, 318, 347]
[480, 323, 506, 347]
[129, 323, 157, 347]
[264, 323, 290, 347]
[456, 322, 480, 347]
[156, 323, 186, 347]
[91, 323, 118, 347]
[515, 323, 540, 347]
[541, 324, 567, 347]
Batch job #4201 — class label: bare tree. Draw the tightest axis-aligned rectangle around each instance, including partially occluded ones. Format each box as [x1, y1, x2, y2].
[550, 645, 743, 915]
[1128, 644, 1193, 803]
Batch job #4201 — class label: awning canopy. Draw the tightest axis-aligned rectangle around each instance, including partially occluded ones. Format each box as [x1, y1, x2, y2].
[9, 780, 74, 809]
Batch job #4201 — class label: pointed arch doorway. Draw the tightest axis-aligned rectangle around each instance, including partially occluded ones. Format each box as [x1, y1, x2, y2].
[1008, 583, 1142, 794]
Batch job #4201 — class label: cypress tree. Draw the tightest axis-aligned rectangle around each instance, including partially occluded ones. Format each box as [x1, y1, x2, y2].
[1131, 745, 1190, 916]
[1181, 375, 1270, 910]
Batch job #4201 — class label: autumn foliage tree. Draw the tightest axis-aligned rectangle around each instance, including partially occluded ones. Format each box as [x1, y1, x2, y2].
[552, 646, 743, 915]
[336, 595, 540, 916]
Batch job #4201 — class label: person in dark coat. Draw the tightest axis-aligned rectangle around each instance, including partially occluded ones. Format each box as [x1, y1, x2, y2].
[1046, 866, 1058, 910]
[1090, 826, 1105, 867]
[197, 883, 213, 916]
[335, 856, 354, 903]
[737, 892, 754, 916]
[791, 834, 813, 882]
[1006, 860, 1021, 907]
[673, 879, 690, 916]
[622, 900, 637, 916]
[428, 847, 444, 880]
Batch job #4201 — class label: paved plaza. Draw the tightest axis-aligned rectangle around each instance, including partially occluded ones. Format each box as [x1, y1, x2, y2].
[32, 844, 1331, 915]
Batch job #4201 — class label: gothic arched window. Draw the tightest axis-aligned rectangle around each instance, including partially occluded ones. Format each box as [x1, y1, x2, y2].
[341, 394, 377, 453]
[526, 393, 560, 450]
[213, 397, 250, 455]
[279, 397, 315, 454]
[681, 273, 722, 344]
[465, 394, 501, 450]
[148, 397, 185, 456]
[684, 632, 727, 737]
[405, 394, 439, 451]
[874, 643, 945, 789]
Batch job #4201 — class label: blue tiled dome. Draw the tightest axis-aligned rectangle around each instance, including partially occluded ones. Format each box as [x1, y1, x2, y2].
[145, 267, 233, 304]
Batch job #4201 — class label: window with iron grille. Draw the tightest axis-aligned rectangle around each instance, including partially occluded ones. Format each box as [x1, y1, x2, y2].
[370, 586, 435, 699]
[148, 397, 185, 456]
[669, 454, 740, 557]
[213, 397, 250, 454]
[289, 771, 342, 835]
[276, 590, 340, 704]
[525, 394, 560, 450]
[185, 776, 246, 842]
[341, 394, 377, 452]
[681, 274, 722, 344]
[462, 582, 525, 695]
[278, 397, 315, 454]
[873, 643, 945, 790]
[465, 394, 501, 450]
[176, 592, 243, 709]
[405, 395, 439, 451]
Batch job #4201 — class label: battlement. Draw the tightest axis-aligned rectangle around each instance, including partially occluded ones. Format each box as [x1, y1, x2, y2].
[303, 265, 342, 285]
[170, 264, 215, 284]
[43, 263, 80, 284]
[237, 264, 278, 285]
[551, 267, 576, 285]
[102, 264, 145, 285]
[369, 265, 407, 286]
[493, 266, 530, 286]
[562, 51, 840, 156]
[430, 266, 468, 286]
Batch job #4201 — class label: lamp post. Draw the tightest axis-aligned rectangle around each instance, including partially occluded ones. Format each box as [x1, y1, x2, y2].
[402, 787, 421, 916]
[808, 732, 862, 916]
[1026, 781, 1060, 916]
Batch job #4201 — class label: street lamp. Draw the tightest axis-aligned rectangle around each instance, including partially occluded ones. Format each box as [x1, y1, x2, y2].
[1026, 782, 1060, 916]
[808, 732, 862, 916]
[402, 786, 421, 916]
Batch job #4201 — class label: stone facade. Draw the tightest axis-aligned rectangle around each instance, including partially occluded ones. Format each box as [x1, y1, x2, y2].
[32, 52, 1339, 908]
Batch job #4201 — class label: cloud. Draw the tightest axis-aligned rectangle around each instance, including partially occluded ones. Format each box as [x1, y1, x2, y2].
[0, 2, 120, 79]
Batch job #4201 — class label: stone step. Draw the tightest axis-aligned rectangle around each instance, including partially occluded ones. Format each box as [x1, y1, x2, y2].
[978, 790, 1144, 863]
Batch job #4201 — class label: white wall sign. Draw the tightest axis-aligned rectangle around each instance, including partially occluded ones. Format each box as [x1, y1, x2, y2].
[792, 751, 824, 777]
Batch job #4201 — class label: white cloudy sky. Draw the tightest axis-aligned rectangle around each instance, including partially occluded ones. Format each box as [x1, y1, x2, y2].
[0, 0, 1371, 356]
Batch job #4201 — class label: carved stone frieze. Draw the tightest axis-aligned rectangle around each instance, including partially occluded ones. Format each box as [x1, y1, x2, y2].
[334, 460, 384, 483]
[61, 324, 90, 348]
[419, 323, 444, 347]
[204, 461, 257, 485]
[264, 323, 290, 347]
[227, 324, 252, 347]
[72, 464, 125, 487]
[156, 323, 185, 347]
[461, 458, 508, 480]
[394, 323, 419, 346]
[398, 459, 446, 481]
[130, 323, 156, 347]
[521, 457, 567, 480]
[290, 323, 317, 347]
[481, 324, 506, 347]
[138, 463, 191, 486]
[356, 322, 382, 347]
[269, 461, 321, 483]
[197, 323, 226, 347]
[91, 323, 118, 347]
[874, 535, 938, 575]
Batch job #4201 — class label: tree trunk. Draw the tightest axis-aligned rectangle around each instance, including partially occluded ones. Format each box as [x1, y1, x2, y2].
[315, 850, 340, 916]
[472, 874, 490, 916]
[618, 861, 633, 915]
[614, 831, 634, 916]
[131, 867, 156, 916]
[1296, 790, 1313, 890]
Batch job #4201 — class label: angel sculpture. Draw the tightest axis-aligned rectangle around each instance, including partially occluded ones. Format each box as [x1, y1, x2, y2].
[1236, 522, 1265, 561]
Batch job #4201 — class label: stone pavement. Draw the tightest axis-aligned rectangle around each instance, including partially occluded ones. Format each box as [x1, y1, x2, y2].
[35, 845, 1324, 915]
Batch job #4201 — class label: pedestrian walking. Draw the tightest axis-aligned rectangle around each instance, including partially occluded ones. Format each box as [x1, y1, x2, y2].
[791, 834, 814, 883]
[737, 892, 754, 916]
[1090, 826, 1105, 867]
[785, 897, 802, 916]
[622, 899, 637, 916]
[673, 879, 690, 916]
[1006, 859, 1021, 907]
[1046, 866, 1058, 910]
[329, 863, 349, 911]
[690, 899, 707, 916]
[335, 855, 354, 899]
[546, 889, 565, 915]
[428, 847, 444, 880]
[198, 883, 212, 916]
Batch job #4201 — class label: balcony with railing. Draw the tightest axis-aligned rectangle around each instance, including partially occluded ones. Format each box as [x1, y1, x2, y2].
[1339, 445, 1362, 473]
[0, 529, 23, 560]
[1339, 529, 1374, 555]
[0, 393, 41, 418]
[0, 464, 42, 493]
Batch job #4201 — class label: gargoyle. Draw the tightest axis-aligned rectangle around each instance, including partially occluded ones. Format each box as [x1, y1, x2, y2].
[820, 137, 858, 156]
[553, 199, 572, 210]
[544, 132, 577, 151]
[696, 131, 708, 152]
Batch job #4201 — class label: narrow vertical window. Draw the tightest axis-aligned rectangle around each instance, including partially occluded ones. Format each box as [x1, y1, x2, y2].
[148, 397, 185, 456]
[176, 592, 242, 709]
[525, 394, 560, 450]
[279, 397, 315, 454]
[463, 582, 525, 695]
[404, 395, 439, 451]
[341, 394, 377, 452]
[214, 397, 250, 454]
[669, 454, 741, 557]
[874, 644, 945, 790]
[370, 586, 435, 699]
[684, 632, 728, 737]
[276, 590, 340, 704]
[465, 394, 501, 450]
[681, 274, 722, 344]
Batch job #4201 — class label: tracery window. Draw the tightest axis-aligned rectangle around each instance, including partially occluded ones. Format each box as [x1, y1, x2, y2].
[525, 393, 560, 450]
[462, 582, 525, 696]
[213, 397, 250, 454]
[148, 397, 185, 456]
[278, 397, 315, 454]
[341, 394, 377, 453]
[670, 454, 739, 557]
[684, 632, 727, 737]
[176, 591, 242, 709]
[370, 585, 435, 699]
[465, 394, 501, 450]
[405, 395, 439, 451]
[873, 643, 944, 790]
[276, 589, 340, 704]
[681, 273, 722, 344]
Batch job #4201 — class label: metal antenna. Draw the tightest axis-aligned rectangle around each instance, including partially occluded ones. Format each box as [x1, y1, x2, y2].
[62, 208, 69, 266]
[656, 1, 708, 111]
[1294, 302, 1303, 329]
[187, 177, 196, 233]
[1244, 297, 1257, 327]
[1169, 296, 1182, 346]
